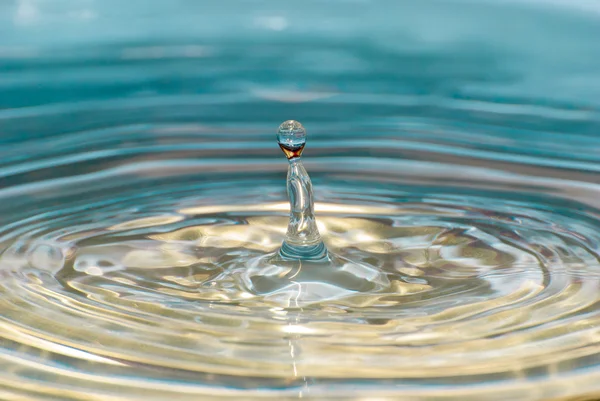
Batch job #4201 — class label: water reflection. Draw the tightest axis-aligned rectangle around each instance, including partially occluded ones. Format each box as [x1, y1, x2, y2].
[1, 0, 600, 400]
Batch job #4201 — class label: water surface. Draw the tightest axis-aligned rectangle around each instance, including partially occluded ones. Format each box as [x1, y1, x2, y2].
[1, 1, 600, 400]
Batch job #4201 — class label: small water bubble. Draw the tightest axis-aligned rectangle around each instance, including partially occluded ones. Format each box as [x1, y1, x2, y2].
[29, 244, 65, 272]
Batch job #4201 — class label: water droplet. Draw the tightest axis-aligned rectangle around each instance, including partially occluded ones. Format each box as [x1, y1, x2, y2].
[240, 120, 389, 305]
[275, 120, 326, 260]
[277, 120, 306, 159]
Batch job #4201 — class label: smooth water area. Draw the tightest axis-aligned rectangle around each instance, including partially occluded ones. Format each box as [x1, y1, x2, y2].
[1, 1, 600, 400]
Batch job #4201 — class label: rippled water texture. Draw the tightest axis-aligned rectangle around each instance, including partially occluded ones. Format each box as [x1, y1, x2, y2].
[1, 1, 600, 400]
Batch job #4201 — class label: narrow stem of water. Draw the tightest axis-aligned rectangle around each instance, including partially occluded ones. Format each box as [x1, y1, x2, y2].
[279, 156, 327, 260]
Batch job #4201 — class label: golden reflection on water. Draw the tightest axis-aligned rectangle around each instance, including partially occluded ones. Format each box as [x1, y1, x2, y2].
[0, 202, 599, 400]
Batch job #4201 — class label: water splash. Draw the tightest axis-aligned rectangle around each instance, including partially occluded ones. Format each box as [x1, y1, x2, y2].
[277, 120, 327, 260]
[240, 120, 388, 306]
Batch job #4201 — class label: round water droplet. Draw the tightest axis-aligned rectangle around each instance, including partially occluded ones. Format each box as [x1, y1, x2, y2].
[277, 120, 306, 149]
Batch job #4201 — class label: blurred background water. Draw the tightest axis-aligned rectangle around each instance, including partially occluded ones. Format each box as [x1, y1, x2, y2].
[1, 1, 600, 400]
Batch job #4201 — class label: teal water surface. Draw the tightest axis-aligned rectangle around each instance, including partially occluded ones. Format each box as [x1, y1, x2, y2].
[0, 1, 600, 400]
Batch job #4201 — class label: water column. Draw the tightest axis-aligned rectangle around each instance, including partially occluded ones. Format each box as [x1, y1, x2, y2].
[276, 120, 328, 260]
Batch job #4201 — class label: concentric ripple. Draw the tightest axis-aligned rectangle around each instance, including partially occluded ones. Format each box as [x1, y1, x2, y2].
[2, 0, 600, 400]
[1, 129, 600, 400]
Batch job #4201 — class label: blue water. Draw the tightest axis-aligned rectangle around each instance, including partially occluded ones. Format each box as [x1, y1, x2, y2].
[1, 1, 600, 400]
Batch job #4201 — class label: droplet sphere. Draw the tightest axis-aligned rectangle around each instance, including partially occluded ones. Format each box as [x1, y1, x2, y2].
[277, 120, 306, 149]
